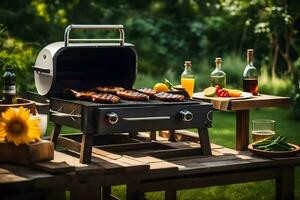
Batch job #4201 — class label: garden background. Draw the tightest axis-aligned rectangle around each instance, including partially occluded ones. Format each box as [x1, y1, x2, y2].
[1, 0, 300, 199]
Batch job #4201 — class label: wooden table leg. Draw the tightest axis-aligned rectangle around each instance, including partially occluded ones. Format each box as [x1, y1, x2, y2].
[276, 166, 295, 200]
[44, 188, 65, 200]
[169, 130, 176, 142]
[70, 186, 100, 200]
[165, 190, 176, 200]
[236, 110, 249, 151]
[150, 131, 157, 141]
[50, 123, 62, 146]
[102, 186, 112, 200]
[127, 185, 146, 200]
[80, 133, 93, 163]
[198, 128, 212, 155]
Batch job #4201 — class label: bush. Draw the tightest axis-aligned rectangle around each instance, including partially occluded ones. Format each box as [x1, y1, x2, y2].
[0, 25, 37, 96]
[259, 67, 294, 96]
[291, 57, 300, 120]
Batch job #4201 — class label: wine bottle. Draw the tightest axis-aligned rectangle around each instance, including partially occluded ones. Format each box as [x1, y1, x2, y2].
[2, 66, 17, 104]
[210, 58, 226, 88]
[243, 49, 258, 95]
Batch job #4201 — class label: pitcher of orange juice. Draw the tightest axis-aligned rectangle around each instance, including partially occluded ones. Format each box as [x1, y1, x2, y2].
[181, 61, 195, 99]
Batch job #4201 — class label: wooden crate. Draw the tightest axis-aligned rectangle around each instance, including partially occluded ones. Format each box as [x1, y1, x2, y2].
[0, 140, 54, 165]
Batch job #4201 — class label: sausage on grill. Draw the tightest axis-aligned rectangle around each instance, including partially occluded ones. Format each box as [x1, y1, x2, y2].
[136, 88, 157, 98]
[91, 93, 120, 103]
[64, 88, 120, 103]
[64, 88, 96, 101]
[154, 92, 185, 102]
[94, 86, 125, 94]
[116, 90, 150, 101]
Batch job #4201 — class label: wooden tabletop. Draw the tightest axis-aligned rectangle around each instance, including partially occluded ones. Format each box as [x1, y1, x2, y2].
[195, 94, 291, 111]
[228, 94, 291, 111]
[1, 132, 299, 188]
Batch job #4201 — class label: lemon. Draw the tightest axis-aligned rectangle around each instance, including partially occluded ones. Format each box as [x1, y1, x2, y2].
[153, 83, 168, 92]
[203, 87, 216, 97]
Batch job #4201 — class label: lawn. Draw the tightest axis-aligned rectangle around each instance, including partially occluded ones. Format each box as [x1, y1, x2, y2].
[45, 107, 300, 200]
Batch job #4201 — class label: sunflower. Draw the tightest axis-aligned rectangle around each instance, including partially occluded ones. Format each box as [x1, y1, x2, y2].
[0, 107, 41, 146]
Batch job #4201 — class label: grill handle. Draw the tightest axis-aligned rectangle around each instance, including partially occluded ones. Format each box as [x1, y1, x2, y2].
[64, 24, 125, 47]
[122, 116, 171, 121]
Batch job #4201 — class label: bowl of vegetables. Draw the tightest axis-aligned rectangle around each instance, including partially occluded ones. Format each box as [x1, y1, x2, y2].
[248, 135, 300, 157]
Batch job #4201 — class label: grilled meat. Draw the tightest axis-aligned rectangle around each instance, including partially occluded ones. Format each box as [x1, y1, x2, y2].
[136, 88, 157, 98]
[154, 92, 185, 102]
[91, 93, 120, 103]
[94, 86, 125, 94]
[64, 88, 96, 101]
[116, 90, 150, 101]
[64, 88, 120, 103]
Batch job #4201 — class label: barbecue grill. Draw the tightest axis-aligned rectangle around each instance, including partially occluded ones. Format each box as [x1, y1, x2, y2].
[33, 24, 213, 163]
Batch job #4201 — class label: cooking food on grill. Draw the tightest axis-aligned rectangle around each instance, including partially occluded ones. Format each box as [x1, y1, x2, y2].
[64, 88, 120, 103]
[91, 93, 120, 103]
[154, 92, 185, 102]
[116, 90, 150, 101]
[136, 88, 157, 97]
[94, 86, 125, 94]
[64, 88, 96, 101]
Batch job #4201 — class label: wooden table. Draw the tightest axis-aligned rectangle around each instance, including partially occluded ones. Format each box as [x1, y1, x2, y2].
[197, 94, 291, 151]
[0, 163, 72, 200]
[1, 132, 299, 200]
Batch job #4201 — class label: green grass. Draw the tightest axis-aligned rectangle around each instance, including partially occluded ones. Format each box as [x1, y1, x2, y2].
[46, 107, 300, 200]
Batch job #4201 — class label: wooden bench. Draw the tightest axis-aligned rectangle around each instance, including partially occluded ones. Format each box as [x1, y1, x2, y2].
[1, 132, 299, 200]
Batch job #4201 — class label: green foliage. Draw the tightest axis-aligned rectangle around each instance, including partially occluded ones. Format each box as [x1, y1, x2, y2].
[259, 67, 294, 96]
[291, 57, 300, 119]
[0, 24, 37, 95]
[0, 0, 299, 119]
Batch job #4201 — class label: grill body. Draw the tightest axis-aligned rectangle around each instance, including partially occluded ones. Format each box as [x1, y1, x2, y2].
[50, 98, 212, 135]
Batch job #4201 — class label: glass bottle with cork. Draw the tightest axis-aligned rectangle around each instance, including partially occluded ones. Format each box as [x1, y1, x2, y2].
[210, 57, 226, 88]
[2, 66, 17, 104]
[181, 60, 195, 99]
[243, 49, 258, 95]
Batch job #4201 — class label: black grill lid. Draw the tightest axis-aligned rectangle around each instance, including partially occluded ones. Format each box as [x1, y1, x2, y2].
[34, 25, 137, 97]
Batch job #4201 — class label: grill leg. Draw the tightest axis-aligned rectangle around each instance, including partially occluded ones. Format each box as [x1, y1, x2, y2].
[50, 123, 62, 147]
[198, 128, 211, 155]
[80, 133, 93, 163]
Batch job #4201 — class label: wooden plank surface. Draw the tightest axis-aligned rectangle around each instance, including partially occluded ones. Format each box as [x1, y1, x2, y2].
[2, 134, 300, 196]
[128, 168, 279, 192]
[229, 94, 291, 111]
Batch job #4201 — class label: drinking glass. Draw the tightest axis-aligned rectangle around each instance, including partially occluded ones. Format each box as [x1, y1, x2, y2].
[31, 114, 48, 137]
[252, 119, 275, 143]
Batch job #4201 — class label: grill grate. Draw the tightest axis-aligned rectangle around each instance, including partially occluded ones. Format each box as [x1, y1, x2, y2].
[51, 97, 205, 107]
